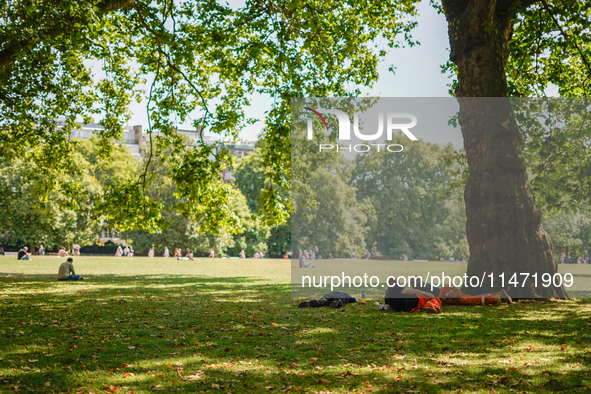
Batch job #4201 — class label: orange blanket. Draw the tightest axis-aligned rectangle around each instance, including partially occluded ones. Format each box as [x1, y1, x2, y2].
[438, 286, 499, 305]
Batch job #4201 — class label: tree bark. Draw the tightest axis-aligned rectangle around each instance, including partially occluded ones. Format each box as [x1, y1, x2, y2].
[442, 0, 567, 298]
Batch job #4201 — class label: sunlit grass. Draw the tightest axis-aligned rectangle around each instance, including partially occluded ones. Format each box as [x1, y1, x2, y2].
[0, 256, 590, 393]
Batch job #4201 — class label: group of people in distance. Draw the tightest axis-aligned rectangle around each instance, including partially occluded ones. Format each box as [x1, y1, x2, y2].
[174, 248, 194, 260]
[299, 277, 513, 314]
[298, 247, 323, 267]
[17, 245, 62, 259]
[560, 253, 589, 264]
[439, 256, 467, 263]
[238, 250, 274, 258]
[114, 245, 135, 257]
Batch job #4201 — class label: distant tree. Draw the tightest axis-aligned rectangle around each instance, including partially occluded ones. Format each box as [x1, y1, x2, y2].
[121, 151, 236, 256]
[0, 147, 101, 250]
[266, 218, 291, 257]
[293, 167, 368, 258]
[542, 204, 591, 263]
[224, 191, 270, 257]
[76, 136, 139, 187]
[0, 0, 418, 233]
[352, 137, 455, 259]
[234, 150, 266, 213]
[233, 148, 290, 256]
[433, 196, 469, 261]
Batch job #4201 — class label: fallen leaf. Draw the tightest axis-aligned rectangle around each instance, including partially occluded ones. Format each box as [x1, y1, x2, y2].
[184, 371, 204, 381]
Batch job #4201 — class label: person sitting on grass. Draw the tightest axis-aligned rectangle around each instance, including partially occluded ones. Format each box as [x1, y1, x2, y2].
[379, 277, 442, 314]
[57, 247, 69, 257]
[17, 246, 32, 260]
[177, 249, 194, 260]
[298, 250, 308, 268]
[299, 291, 358, 309]
[57, 257, 84, 281]
[408, 277, 512, 306]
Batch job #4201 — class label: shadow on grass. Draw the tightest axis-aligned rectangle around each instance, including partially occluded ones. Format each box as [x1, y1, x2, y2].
[1, 275, 590, 393]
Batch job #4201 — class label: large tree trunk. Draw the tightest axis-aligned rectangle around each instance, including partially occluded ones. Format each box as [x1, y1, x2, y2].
[442, 0, 567, 298]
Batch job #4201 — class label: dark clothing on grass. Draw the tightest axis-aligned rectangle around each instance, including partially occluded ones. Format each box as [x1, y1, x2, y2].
[385, 285, 419, 312]
[300, 291, 356, 308]
[318, 291, 356, 306]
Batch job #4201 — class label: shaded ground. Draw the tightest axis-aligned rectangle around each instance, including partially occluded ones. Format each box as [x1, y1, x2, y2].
[0, 257, 590, 393]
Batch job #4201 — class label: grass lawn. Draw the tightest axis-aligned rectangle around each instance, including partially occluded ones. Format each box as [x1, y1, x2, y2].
[1, 256, 590, 393]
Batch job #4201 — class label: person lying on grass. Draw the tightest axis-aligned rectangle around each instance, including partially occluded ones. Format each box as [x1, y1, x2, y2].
[298, 291, 358, 309]
[379, 277, 442, 314]
[57, 257, 84, 281]
[408, 277, 512, 306]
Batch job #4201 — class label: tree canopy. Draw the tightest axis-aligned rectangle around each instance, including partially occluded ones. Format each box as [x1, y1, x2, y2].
[353, 137, 458, 259]
[0, 0, 419, 233]
[2, 1, 589, 226]
[0, 137, 135, 249]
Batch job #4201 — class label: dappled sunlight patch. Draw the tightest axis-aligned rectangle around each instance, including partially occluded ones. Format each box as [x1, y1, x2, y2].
[212, 297, 260, 303]
[299, 327, 335, 336]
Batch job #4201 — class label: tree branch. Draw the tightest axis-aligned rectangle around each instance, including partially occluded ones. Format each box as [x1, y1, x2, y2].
[539, 0, 591, 88]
